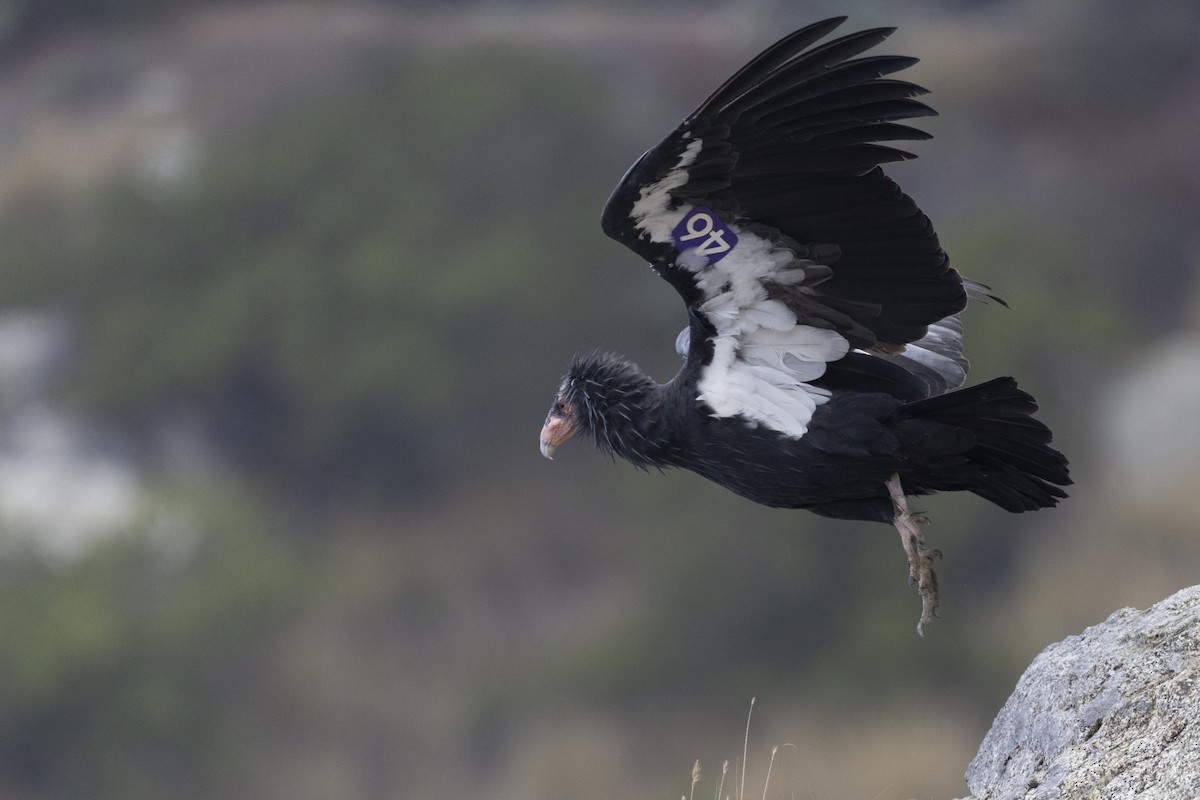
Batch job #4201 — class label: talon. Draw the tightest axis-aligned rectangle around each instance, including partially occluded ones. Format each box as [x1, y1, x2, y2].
[885, 473, 941, 635]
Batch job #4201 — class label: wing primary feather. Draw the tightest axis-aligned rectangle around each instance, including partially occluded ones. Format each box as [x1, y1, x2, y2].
[766, 98, 937, 132]
[734, 59, 925, 125]
[804, 122, 933, 148]
[691, 17, 850, 117]
[713, 28, 902, 118]
[738, 143, 919, 175]
[741, 76, 928, 129]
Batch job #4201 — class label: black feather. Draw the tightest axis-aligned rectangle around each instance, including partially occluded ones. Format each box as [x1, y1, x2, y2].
[554, 18, 1068, 537]
[691, 17, 852, 116]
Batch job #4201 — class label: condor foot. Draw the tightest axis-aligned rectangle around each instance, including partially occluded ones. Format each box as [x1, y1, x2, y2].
[885, 473, 940, 636]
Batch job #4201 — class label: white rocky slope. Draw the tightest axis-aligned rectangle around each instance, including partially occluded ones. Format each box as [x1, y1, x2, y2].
[963, 584, 1200, 799]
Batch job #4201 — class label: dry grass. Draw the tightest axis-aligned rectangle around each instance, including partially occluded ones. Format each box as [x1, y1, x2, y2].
[683, 700, 783, 800]
[681, 696, 984, 800]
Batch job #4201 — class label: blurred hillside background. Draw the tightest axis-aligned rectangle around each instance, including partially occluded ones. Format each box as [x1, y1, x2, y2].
[1, 1, 1198, 798]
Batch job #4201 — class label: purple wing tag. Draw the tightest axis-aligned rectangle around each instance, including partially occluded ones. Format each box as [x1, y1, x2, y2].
[672, 206, 738, 266]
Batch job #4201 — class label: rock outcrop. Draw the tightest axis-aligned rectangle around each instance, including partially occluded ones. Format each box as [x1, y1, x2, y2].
[964, 585, 1200, 799]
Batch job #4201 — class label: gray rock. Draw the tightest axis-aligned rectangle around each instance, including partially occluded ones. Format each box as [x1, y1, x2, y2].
[964, 584, 1200, 800]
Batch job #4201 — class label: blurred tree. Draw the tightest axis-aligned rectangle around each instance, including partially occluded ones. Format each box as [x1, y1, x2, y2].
[0, 484, 306, 799]
[0, 52, 630, 494]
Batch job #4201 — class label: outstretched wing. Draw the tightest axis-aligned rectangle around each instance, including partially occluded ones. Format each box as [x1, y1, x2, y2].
[600, 17, 968, 438]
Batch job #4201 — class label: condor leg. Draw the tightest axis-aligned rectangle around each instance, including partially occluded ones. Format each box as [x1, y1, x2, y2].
[885, 473, 940, 636]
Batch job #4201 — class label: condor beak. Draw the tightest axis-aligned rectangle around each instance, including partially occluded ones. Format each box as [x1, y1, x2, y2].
[540, 404, 580, 459]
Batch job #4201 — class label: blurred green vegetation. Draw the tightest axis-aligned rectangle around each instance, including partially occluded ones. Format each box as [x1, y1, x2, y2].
[0, 484, 305, 798]
[0, 35, 700, 799]
[1, 52, 623, 490]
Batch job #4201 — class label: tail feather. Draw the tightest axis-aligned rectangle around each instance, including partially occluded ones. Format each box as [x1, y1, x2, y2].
[901, 377, 1071, 512]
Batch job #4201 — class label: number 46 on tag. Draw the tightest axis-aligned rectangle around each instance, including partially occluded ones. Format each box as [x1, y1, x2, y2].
[672, 206, 738, 266]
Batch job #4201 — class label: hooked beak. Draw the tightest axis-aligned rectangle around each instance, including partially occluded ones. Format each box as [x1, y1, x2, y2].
[540, 402, 580, 459]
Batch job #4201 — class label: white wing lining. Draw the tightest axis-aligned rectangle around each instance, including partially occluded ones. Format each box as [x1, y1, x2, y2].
[681, 227, 849, 437]
[628, 137, 849, 439]
[694, 234, 849, 438]
[629, 135, 703, 242]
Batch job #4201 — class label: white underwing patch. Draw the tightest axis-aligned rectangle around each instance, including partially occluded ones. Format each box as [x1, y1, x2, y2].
[694, 227, 848, 438]
[630, 137, 703, 243]
[626, 136, 848, 438]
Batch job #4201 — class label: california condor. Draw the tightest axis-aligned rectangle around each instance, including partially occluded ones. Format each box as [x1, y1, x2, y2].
[539, 17, 1070, 633]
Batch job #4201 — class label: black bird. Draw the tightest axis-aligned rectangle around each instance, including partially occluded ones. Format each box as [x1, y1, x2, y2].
[539, 17, 1070, 633]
